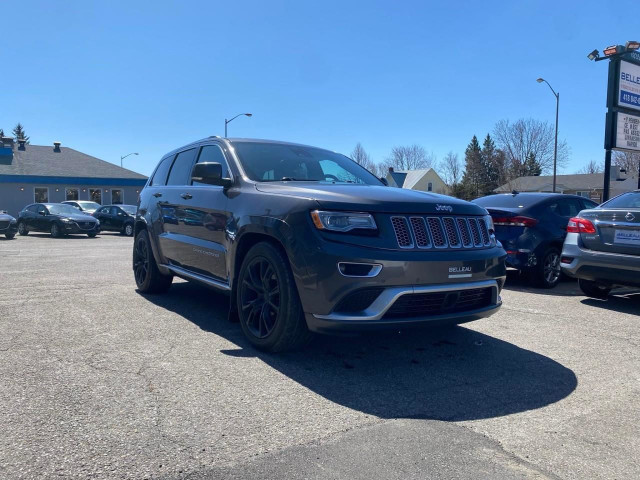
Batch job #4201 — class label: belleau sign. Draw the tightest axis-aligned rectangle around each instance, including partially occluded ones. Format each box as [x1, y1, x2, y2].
[618, 61, 640, 112]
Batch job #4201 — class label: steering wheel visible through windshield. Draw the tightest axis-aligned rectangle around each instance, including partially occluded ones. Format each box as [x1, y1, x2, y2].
[231, 141, 383, 185]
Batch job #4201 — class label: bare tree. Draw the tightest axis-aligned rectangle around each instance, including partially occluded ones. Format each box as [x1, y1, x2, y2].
[440, 151, 461, 186]
[576, 160, 603, 174]
[493, 118, 569, 178]
[613, 151, 640, 176]
[384, 144, 435, 171]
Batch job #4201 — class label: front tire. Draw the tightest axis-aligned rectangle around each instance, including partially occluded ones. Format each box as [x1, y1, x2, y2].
[5, 233, 15, 239]
[18, 222, 28, 235]
[51, 223, 62, 238]
[579, 279, 611, 299]
[87, 232, 97, 238]
[124, 223, 134, 237]
[237, 242, 312, 352]
[133, 229, 172, 293]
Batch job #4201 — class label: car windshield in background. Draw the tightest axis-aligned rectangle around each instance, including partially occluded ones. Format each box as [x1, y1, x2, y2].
[601, 192, 640, 209]
[120, 205, 137, 215]
[232, 142, 383, 185]
[473, 194, 543, 209]
[78, 201, 101, 210]
[48, 204, 85, 216]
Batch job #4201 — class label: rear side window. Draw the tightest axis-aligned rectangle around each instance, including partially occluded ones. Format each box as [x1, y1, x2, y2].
[26, 204, 39, 213]
[549, 199, 582, 217]
[166, 149, 197, 186]
[195, 145, 229, 180]
[601, 192, 640, 208]
[150, 156, 174, 186]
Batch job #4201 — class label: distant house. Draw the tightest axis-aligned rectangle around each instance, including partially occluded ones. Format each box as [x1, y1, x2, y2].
[0, 136, 147, 216]
[494, 168, 638, 203]
[385, 167, 449, 194]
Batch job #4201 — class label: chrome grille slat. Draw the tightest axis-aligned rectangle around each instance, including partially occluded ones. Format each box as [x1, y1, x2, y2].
[442, 217, 461, 248]
[409, 217, 431, 248]
[390, 216, 413, 248]
[391, 216, 492, 250]
[427, 217, 447, 248]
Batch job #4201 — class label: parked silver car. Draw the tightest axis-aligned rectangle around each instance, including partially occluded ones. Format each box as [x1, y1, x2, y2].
[561, 190, 640, 298]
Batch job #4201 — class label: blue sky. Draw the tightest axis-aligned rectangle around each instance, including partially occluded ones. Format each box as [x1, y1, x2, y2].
[2, 0, 638, 176]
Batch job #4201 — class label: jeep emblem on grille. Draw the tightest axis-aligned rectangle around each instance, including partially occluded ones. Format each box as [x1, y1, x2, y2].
[435, 204, 453, 213]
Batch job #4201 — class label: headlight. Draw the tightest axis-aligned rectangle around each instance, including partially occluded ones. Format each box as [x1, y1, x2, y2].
[9, 219, 16, 224]
[310, 210, 377, 232]
[61, 218, 73, 223]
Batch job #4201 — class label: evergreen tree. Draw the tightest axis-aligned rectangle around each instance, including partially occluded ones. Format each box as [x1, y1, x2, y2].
[12, 123, 30, 143]
[460, 135, 483, 199]
[523, 152, 542, 176]
[0, 128, 5, 138]
[480, 134, 501, 195]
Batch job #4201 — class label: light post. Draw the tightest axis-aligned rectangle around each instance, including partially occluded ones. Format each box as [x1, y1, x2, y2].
[120, 152, 138, 168]
[537, 78, 559, 193]
[225, 113, 252, 137]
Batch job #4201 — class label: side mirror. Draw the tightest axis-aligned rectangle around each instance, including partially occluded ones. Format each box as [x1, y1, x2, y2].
[191, 162, 232, 187]
[379, 177, 389, 186]
[39, 210, 46, 216]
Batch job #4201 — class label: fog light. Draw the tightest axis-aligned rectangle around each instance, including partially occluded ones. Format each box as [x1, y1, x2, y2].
[338, 262, 382, 277]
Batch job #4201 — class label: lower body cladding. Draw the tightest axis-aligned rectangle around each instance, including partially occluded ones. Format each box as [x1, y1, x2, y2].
[62, 222, 100, 234]
[295, 241, 506, 334]
[0, 223, 18, 236]
[561, 242, 640, 288]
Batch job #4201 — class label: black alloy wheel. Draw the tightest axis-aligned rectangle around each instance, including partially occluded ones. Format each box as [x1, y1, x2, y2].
[133, 229, 172, 293]
[531, 247, 561, 288]
[240, 256, 281, 339]
[51, 223, 61, 238]
[18, 222, 28, 235]
[237, 242, 312, 352]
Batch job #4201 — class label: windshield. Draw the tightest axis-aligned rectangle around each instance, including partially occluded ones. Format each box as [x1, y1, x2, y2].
[48, 204, 86, 216]
[232, 142, 383, 185]
[77, 201, 100, 210]
[120, 205, 137, 215]
[601, 192, 640, 209]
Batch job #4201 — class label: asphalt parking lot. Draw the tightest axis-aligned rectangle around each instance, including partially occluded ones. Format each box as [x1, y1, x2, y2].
[1, 233, 639, 480]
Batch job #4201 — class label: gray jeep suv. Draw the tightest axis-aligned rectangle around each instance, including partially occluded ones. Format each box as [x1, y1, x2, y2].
[133, 137, 507, 351]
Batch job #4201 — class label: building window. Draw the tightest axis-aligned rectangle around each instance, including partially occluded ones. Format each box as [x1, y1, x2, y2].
[66, 188, 79, 201]
[34, 187, 48, 203]
[575, 191, 590, 198]
[427, 182, 433, 192]
[89, 188, 102, 204]
[111, 189, 123, 204]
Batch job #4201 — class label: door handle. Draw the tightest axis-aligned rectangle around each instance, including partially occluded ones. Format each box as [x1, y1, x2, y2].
[153, 193, 163, 198]
[180, 193, 193, 200]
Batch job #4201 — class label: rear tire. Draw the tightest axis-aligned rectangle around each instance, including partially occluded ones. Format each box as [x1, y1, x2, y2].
[579, 279, 611, 299]
[531, 247, 561, 288]
[237, 242, 312, 352]
[5, 233, 15, 239]
[18, 222, 28, 235]
[133, 229, 172, 293]
[87, 232, 97, 238]
[124, 223, 134, 237]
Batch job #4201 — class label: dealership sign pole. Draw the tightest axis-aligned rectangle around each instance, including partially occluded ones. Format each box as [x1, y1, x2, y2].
[599, 46, 640, 199]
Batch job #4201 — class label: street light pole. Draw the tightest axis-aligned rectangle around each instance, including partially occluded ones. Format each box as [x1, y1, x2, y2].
[120, 152, 139, 168]
[537, 78, 559, 193]
[224, 113, 252, 138]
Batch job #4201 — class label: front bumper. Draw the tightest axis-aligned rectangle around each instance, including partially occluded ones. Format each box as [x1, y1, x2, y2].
[0, 223, 18, 235]
[561, 242, 640, 288]
[294, 236, 506, 333]
[62, 222, 100, 234]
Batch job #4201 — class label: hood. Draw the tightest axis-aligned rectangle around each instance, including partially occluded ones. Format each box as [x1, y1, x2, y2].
[57, 213, 99, 222]
[0, 213, 16, 221]
[254, 182, 487, 215]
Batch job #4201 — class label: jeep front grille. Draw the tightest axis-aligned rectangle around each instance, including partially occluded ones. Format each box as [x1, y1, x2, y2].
[390, 216, 493, 250]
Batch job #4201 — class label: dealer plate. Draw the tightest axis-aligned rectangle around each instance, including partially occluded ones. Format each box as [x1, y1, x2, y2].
[614, 229, 640, 245]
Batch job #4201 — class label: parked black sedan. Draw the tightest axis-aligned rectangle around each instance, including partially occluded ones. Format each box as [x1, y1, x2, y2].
[92, 205, 136, 236]
[17, 203, 100, 238]
[0, 211, 18, 239]
[473, 192, 598, 288]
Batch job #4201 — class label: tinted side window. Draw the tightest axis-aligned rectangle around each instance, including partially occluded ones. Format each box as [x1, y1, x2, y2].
[110, 207, 120, 215]
[98, 207, 110, 214]
[26, 204, 39, 213]
[195, 145, 229, 180]
[582, 199, 599, 210]
[37, 205, 48, 215]
[550, 199, 582, 217]
[166, 149, 197, 186]
[150, 156, 174, 186]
